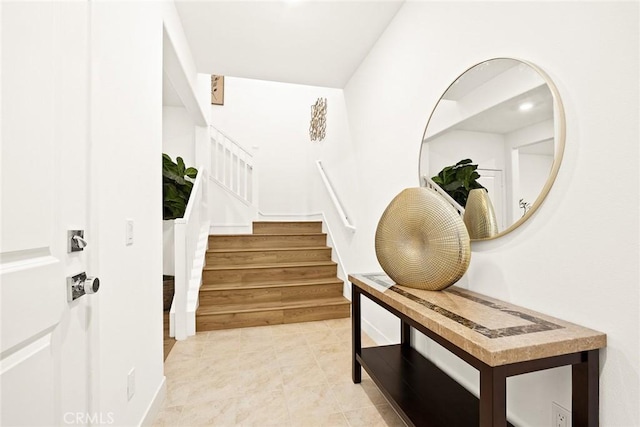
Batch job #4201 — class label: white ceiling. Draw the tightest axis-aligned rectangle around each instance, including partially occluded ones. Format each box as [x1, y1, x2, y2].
[454, 85, 554, 135]
[174, 0, 405, 88]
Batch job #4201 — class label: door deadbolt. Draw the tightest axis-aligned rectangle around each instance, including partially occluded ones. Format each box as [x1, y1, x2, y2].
[67, 272, 100, 302]
[68, 230, 88, 253]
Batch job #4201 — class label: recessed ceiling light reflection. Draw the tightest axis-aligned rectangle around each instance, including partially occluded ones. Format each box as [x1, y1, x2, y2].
[519, 102, 534, 111]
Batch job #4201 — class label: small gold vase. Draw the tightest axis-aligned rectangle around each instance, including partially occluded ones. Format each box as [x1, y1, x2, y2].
[463, 189, 498, 239]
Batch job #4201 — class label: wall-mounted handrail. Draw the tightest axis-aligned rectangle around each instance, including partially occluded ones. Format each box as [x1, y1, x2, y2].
[316, 160, 356, 232]
[210, 125, 256, 207]
[423, 175, 465, 216]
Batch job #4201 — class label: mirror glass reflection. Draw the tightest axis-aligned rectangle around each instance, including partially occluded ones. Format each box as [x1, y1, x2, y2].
[419, 58, 565, 240]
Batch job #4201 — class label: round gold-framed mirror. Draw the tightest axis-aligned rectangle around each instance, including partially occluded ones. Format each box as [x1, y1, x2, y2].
[419, 58, 566, 241]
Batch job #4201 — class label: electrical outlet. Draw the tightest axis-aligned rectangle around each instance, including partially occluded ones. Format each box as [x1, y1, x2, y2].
[127, 368, 135, 401]
[552, 402, 571, 427]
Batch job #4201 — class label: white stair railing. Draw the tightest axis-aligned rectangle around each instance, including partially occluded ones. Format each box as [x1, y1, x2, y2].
[171, 165, 210, 340]
[316, 160, 356, 232]
[210, 125, 256, 206]
[423, 175, 465, 216]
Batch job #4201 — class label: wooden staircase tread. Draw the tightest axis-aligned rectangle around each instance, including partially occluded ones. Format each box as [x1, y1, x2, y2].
[203, 261, 337, 271]
[200, 277, 344, 291]
[207, 246, 330, 253]
[197, 296, 350, 316]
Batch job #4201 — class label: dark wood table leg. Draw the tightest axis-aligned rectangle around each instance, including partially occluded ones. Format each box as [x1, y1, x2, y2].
[479, 365, 507, 427]
[572, 349, 599, 427]
[352, 284, 362, 384]
[401, 320, 411, 348]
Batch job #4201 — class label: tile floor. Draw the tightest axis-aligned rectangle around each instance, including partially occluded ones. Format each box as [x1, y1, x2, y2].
[152, 318, 407, 426]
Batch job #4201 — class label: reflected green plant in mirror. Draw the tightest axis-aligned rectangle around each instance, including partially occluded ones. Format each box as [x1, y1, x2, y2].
[431, 159, 485, 207]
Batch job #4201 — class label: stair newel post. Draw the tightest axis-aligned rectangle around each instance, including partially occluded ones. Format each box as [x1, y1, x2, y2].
[174, 219, 188, 340]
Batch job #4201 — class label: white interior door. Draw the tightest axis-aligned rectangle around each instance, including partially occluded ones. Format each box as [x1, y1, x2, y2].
[1, 2, 95, 425]
[477, 168, 505, 231]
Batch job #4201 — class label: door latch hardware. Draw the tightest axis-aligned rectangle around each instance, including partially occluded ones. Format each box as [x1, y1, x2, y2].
[67, 272, 100, 302]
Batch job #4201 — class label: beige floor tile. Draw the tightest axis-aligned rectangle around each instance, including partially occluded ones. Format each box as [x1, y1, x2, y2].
[331, 378, 387, 411]
[164, 348, 198, 367]
[310, 343, 351, 359]
[296, 320, 331, 333]
[164, 377, 195, 407]
[236, 348, 282, 371]
[376, 404, 408, 427]
[281, 361, 328, 389]
[187, 331, 218, 343]
[290, 411, 349, 427]
[269, 322, 305, 336]
[195, 355, 241, 376]
[237, 334, 275, 353]
[319, 359, 353, 385]
[333, 327, 354, 342]
[342, 406, 387, 426]
[235, 389, 291, 426]
[362, 333, 377, 348]
[186, 370, 245, 403]
[155, 317, 385, 427]
[239, 325, 275, 339]
[202, 335, 242, 355]
[304, 329, 340, 347]
[238, 366, 284, 394]
[270, 333, 308, 352]
[284, 384, 342, 418]
[164, 354, 201, 380]
[204, 328, 243, 340]
[178, 398, 237, 427]
[274, 344, 316, 367]
[169, 339, 205, 358]
[324, 318, 351, 330]
[152, 405, 182, 427]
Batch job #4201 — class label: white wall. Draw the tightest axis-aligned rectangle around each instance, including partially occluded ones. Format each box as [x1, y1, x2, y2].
[162, 106, 195, 167]
[209, 77, 356, 224]
[90, 2, 202, 425]
[428, 130, 505, 177]
[339, 2, 638, 426]
[519, 153, 553, 213]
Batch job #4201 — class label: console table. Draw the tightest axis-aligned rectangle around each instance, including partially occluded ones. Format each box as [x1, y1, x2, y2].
[350, 273, 606, 427]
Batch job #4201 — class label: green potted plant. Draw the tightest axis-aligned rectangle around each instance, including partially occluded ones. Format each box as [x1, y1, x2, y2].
[162, 154, 198, 220]
[431, 159, 485, 207]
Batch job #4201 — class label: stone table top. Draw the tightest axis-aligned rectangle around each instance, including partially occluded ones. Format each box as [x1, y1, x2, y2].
[349, 273, 606, 367]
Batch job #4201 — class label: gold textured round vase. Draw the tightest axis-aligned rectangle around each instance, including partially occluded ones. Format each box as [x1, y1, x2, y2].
[463, 188, 499, 239]
[375, 187, 471, 291]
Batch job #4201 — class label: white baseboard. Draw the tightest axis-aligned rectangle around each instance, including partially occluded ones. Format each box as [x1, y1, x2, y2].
[257, 211, 323, 221]
[361, 316, 395, 345]
[210, 223, 252, 234]
[139, 376, 166, 426]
